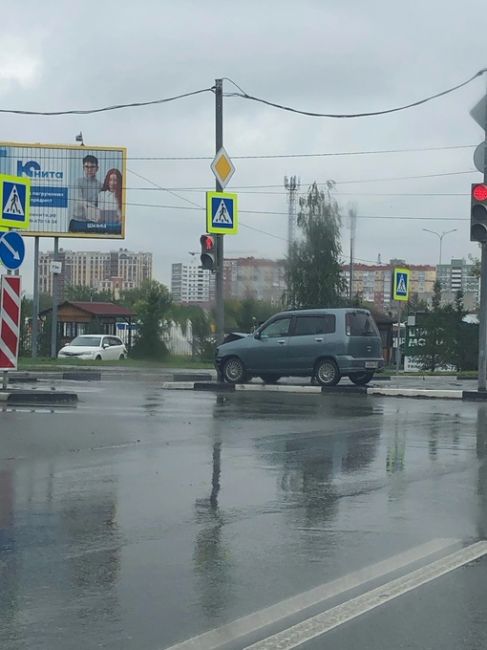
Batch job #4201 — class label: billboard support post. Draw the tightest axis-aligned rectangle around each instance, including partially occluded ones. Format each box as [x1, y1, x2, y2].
[32, 236, 40, 358]
[50, 237, 59, 358]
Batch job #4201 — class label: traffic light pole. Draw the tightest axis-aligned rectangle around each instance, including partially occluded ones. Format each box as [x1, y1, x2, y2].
[478, 101, 487, 391]
[215, 79, 225, 356]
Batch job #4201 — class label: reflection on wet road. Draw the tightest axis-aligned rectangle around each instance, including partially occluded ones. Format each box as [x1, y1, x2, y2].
[0, 378, 486, 649]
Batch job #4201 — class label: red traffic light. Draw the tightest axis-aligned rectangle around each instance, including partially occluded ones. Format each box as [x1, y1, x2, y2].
[200, 234, 215, 251]
[472, 184, 487, 202]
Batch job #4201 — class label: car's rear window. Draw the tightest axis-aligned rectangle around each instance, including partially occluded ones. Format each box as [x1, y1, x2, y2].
[294, 315, 336, 335]
[346, 313, 379, 337]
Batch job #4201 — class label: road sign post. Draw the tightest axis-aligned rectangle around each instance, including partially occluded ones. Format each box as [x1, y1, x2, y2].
[0, 276, 22, 383]
[392, 268, 410, 373]
[471, 93, 487, 391]
[214, 79, 224, 360]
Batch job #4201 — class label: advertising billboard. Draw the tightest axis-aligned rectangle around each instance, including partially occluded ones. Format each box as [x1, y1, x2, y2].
[0, 142, 127, 239]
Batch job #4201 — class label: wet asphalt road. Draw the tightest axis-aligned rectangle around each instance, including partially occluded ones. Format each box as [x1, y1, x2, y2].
[1, 377, 487, 649]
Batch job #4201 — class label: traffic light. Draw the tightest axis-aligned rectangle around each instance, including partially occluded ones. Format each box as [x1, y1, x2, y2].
[200, 234, 216, 271]
[471, 183, 487, 242]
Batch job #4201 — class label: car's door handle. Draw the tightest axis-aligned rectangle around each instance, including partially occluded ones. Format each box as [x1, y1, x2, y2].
[315, 337, 323, 342]
[277, 339, 286, 345]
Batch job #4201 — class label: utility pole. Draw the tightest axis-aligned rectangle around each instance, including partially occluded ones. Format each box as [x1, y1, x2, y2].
[215, 79, 224, 349]
[284, 176, 300, 257]
[478, 96, 487, 391]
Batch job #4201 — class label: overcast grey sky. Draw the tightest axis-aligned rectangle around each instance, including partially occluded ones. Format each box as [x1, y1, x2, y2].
[1, 0, 486, 290]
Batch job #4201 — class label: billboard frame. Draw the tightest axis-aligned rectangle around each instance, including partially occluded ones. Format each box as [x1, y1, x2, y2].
[0, 141, 127, 239]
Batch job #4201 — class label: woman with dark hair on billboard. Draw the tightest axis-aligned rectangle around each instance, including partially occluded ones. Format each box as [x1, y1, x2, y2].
[97, 168, 123, 224]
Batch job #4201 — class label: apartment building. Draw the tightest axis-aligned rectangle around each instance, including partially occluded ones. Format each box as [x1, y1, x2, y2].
[39, 249, 152, 297]
[341, 261, 437, 310]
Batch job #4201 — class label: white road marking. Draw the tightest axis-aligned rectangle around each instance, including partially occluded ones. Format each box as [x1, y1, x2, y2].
[165, 538, 458, 650]
[245, 541, 487, 650]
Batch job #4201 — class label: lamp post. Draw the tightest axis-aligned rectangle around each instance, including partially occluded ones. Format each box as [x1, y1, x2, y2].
[422, 228, 457, 266]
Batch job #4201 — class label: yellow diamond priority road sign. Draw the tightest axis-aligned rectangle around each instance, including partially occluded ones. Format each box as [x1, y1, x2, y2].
[211, 147, 235, 189]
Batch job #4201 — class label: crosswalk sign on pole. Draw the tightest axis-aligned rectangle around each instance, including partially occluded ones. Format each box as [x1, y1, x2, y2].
[206, 191, 238, 235]
[392, 267, 410, 302]
[0, 174, 31, 231]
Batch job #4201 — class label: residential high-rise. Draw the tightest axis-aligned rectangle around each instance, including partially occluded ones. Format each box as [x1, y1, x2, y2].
[39, 249, 152, 297]
[436, 258, 480, 309]
[171, 261, 214, 305]
[341, 261, 437, 310]
[223, 257, 286, 304]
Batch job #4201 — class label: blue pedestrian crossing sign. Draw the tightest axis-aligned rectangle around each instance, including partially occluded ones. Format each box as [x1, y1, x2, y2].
[206, 191, 238, 235]
[0, 174, 31, 231]
[392, 267, 410, 302]
[0, 231, 25, 270]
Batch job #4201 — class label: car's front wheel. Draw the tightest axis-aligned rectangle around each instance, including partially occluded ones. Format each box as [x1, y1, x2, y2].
[95, 355, 102, 361]
[119, 354, 126, 360]
[222, 356, 248, 384]
[349, 371, 374, 386]
[315, 358, 340, 386]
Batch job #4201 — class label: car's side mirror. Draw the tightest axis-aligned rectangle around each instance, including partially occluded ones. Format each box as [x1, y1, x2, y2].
[103, 342, 109, 349]
[254, 332, 261, 340]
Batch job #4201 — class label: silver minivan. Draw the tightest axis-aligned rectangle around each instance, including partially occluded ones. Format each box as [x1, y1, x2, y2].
[215, 308, 384, 386]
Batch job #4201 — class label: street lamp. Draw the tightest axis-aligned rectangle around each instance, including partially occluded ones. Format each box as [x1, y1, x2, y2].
[422, 228, 458, 266]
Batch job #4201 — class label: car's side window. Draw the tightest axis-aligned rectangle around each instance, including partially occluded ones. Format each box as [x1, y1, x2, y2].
[109, 337, 121, 346]
[260, 317, 292, 339]
[294, 315, 336, 336]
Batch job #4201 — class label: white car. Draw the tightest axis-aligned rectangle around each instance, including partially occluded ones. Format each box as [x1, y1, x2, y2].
[58, 335, 127, 361]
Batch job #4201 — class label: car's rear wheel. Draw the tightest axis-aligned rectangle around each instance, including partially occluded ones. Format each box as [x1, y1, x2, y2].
[315, 358, 340, 386]
[222, 356, 248, 384]
[260, 374, 281, 384]
[349, 371, 374, 386]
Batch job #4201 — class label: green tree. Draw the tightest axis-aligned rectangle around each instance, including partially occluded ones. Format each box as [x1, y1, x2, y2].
[131, 280, 172, 360]
[286, 181, 346, 308]
[64, 285, 113, 302]
[170, 303, 213, 360]
[221, 298, 276, 332]
[414, 282, 447, 371]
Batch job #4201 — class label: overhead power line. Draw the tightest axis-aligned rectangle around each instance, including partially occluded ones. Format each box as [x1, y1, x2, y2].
[122, 169, 478, 193]
[122, 199, 468, 221]
[2, 68, 486, 118]
[0, 88, 213, 116]
[224, 69, 487, 118]
[0, 143, 475, 161]
[126, 143, 477, 160]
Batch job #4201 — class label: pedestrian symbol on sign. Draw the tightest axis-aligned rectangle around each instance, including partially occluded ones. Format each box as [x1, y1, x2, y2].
[213, 199, 232, 225]
[2, 181, 27, 223]
[396, 274, 407, 295]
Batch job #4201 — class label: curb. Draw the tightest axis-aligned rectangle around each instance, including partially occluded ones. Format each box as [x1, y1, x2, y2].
[367, 387, 463, 400]
[236, 383, 322, 394]
[161, 381, 485, 401]
[62, 371, 101, 381]
[174, 373, 213, 382]
[0, 390, 78, 405]
[7, 376, 39, 384]
[462, 390, 487, 401]
[194, 382, 236, 392]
